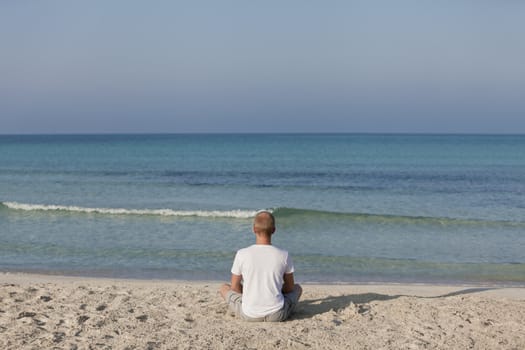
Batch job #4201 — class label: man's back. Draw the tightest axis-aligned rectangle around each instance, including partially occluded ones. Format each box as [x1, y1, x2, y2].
[231, 244, 294, 318]
[220, 211, 302, 322]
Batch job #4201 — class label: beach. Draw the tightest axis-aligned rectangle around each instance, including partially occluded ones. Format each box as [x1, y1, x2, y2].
[2, 134, 525, 348]
[1, 273, 524, 349]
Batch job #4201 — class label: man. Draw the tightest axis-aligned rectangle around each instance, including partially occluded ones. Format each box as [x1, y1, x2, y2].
[220, 210, 302, 322]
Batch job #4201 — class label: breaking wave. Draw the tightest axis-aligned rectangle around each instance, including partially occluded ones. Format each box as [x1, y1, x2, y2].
[0, 201, 259, 219]
[2, 202, 523, 227]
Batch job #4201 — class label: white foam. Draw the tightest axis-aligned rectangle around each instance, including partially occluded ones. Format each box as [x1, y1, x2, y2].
[2, 201, 259, 219]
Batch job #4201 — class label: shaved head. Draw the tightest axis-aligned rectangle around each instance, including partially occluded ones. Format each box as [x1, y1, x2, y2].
[253, 211, 275, 235]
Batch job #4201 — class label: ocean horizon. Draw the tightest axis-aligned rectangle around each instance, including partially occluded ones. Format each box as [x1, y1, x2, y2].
[1, 133, 524, 284]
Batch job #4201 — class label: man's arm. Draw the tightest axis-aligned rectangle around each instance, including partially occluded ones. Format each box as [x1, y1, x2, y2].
[282, 273, 295, 294]
[231, 273, 243, 294]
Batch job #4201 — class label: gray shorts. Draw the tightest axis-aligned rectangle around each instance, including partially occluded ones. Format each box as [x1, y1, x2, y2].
[225, 286, 301, 322]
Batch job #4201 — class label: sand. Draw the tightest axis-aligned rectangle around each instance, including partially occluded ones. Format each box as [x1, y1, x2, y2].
[1, 273, 524, 349]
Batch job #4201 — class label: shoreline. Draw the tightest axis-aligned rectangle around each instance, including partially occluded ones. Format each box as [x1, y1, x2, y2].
[2, 271, 524, 299]
[2, 268, 525, 289]
[2, 272, 524, 349]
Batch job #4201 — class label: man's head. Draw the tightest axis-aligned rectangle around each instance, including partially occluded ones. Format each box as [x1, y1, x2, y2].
[253, 210, 276, 236]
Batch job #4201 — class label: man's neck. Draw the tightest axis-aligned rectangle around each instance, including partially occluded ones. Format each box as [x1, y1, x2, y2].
[255, 235, 272, 245]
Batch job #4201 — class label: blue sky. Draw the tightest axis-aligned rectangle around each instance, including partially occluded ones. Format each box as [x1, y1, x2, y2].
[1, 1, 524, 134]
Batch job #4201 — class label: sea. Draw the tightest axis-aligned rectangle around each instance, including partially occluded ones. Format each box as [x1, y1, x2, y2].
[1, 134, 524, 285]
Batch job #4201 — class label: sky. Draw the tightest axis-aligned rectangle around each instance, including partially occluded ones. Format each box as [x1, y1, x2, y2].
[1, 1, 525, 134]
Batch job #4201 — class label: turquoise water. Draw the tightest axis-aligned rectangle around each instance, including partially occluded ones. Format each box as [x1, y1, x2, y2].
[1, 134, 524, 283]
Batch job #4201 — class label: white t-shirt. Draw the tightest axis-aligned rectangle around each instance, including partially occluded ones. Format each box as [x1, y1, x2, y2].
[231, 244, 294, 318]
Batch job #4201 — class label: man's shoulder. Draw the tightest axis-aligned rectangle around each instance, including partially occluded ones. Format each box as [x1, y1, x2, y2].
[268, 245, 289, 255]
[236, 245, 255, 253]
[235, 245, 255, 258]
